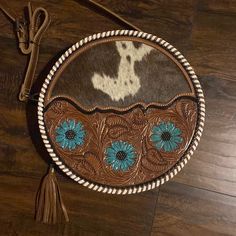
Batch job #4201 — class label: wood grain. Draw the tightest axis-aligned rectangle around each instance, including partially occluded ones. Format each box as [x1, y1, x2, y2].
[173, 76, 236, 196]
[186, 0, 236, 81]
[160, 0, 236, 197]
[94, 0, 198, 51]
[0, 174, 158, 236]
[152, 182, 236, 236]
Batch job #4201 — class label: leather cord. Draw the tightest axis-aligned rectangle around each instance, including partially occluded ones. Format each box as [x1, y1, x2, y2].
[0, 1, 50, 101]
[0, 0, 140, 102]
[88, 0, 141, 31]
[0, 0, 17, 22]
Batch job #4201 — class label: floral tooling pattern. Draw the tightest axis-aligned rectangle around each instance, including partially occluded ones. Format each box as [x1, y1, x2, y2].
[44, 98, 197, 187]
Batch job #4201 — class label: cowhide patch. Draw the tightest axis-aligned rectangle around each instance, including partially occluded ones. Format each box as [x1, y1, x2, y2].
[49, 39, 193, 109]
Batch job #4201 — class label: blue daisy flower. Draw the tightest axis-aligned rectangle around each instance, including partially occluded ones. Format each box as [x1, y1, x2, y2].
[55, 119, 85, 150]
[105, 141, 136, 171]
[151, 122, 183, 152]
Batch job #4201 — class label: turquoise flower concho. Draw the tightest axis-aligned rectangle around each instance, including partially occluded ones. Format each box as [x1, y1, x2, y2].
[105, 141, 136, 171]
[55, 119, 85, 150]
[151, 122, 183, 152]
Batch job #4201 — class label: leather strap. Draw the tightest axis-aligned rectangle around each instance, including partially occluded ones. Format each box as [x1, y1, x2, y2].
[0, 0, 18, 22]
[0, 1, 140, 102]
[88, 0, 141, 31]
[0, 1, 50, 101]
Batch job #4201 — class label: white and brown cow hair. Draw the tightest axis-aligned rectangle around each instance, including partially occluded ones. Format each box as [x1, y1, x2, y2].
[92, 41, 154, 101]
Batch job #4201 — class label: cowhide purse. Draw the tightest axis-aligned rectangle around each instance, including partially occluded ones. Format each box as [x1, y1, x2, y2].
[1, 0, 205, 224]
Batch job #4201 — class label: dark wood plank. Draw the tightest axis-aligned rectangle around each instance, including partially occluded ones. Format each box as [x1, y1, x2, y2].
[0, 69, 49, 177]
[0, 0, 117, 45]
[152, 182, 236, 236]
[0, 174, 158, 236]
[0, 0, 198, 75]
[186, 0, 236, 81]
[95, 0, 198, 51]
[197, 0, 236, 15]
[173, 76, 236, 196]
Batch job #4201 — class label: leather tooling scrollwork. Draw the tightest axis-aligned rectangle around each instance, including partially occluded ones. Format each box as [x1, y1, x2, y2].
[44, 98, 197, 187]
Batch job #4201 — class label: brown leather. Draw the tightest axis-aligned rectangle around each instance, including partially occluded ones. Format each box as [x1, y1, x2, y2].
[0, 1, 50, 101]
[35, 166, 69, 224]
[44, 98, 197, 187]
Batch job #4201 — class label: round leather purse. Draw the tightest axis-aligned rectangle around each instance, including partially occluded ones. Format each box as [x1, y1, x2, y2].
[38, 29, 205, 195]
[1, 0, 205, 223]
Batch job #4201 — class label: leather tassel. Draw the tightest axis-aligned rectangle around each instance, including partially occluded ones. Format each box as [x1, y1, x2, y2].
[35, 166, 69, 224]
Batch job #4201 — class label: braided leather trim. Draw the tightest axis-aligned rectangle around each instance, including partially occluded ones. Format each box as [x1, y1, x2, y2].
[37, 30, 205, 195]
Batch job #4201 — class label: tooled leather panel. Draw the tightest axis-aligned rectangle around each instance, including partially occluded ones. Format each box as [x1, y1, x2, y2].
[49, 39, 193, 110]
[44, 98, 197, 187]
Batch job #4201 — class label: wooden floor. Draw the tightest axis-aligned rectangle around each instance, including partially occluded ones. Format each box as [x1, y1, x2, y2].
[0, 0, 236, 235]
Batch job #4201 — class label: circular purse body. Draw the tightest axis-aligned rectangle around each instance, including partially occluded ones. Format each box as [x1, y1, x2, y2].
[38, 30, 205, 194]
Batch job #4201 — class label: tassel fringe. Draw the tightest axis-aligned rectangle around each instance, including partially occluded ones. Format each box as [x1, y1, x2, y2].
[35, 166, 69, 224]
